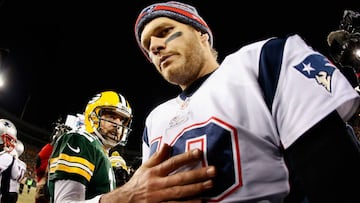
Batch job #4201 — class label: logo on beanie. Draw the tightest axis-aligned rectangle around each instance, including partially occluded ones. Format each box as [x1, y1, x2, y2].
[143, 5, 156, 15]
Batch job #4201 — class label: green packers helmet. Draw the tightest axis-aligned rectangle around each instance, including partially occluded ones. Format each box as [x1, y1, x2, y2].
[84, 91, 133, 147]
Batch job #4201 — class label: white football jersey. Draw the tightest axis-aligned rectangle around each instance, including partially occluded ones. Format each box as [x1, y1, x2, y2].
[0, 151, 27, 201]
[9, 158, 27, 193]
[0, 154, 27, 182]
[0, 151, 14, 174]
[142, 34, 360, 202]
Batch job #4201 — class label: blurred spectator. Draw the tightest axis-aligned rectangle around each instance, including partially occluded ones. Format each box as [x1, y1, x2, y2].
[25, 177, 33, 193]
[34, 114, 81, 203]
[109, 151, 130, 187]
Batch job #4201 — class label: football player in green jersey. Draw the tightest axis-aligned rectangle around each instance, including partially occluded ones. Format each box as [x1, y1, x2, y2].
[48, 90, 216, 203]
[48, 90, 133, 202]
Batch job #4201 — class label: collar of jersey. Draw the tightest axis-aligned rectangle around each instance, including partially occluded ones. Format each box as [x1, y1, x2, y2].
[179, 70, 215, 100]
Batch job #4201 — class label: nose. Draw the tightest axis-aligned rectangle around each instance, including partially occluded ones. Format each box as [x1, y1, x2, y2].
[149, 36, 166, 56]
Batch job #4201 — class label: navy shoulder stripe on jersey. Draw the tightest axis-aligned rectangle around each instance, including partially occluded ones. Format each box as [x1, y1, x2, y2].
[258, 37, 286, 111]
[143, 127, 149, 147]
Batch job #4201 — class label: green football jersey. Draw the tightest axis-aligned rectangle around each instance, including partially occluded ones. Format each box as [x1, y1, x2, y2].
[48, 130, 116, 201]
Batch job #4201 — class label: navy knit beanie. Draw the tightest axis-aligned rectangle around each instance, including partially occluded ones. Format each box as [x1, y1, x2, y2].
[134, 1, 213, 59]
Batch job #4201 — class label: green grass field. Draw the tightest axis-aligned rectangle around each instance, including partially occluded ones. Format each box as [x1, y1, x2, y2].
[18, 186, 35, 203]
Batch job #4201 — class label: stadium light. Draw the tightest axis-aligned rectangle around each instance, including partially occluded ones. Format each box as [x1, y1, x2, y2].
[0, 73, 4, 88]
[0, 48, 9, 89]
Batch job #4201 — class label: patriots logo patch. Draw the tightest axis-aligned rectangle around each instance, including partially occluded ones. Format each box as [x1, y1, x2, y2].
[294, 54, 336, 93]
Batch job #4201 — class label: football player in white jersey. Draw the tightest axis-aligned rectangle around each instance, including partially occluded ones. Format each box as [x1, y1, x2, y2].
[134, 1, 360, 202]
[7, 140, 27, 203]
[0, 119, 27, 203]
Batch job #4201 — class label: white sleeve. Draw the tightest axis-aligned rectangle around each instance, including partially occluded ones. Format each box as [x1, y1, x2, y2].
[274, 34, 360, 148]
[54, 180, 103, 203]
[11, 158, 27, 182]
[0, 152, 13, 172]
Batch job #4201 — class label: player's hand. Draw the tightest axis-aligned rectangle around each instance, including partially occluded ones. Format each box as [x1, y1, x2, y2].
[101, 143, 216, 203]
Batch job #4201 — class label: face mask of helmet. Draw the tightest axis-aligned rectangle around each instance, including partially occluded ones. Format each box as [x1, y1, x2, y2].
[0, 119, 17, 153]
[84, 91, 133, 148]
[92, 107, 132, 148]
[1, 134, 16, 152]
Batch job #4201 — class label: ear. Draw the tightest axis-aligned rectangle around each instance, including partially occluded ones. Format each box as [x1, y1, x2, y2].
[200, 32, 209, 44]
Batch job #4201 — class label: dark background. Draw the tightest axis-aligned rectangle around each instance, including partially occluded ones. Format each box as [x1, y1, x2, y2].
[0, 0, 358, 153]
